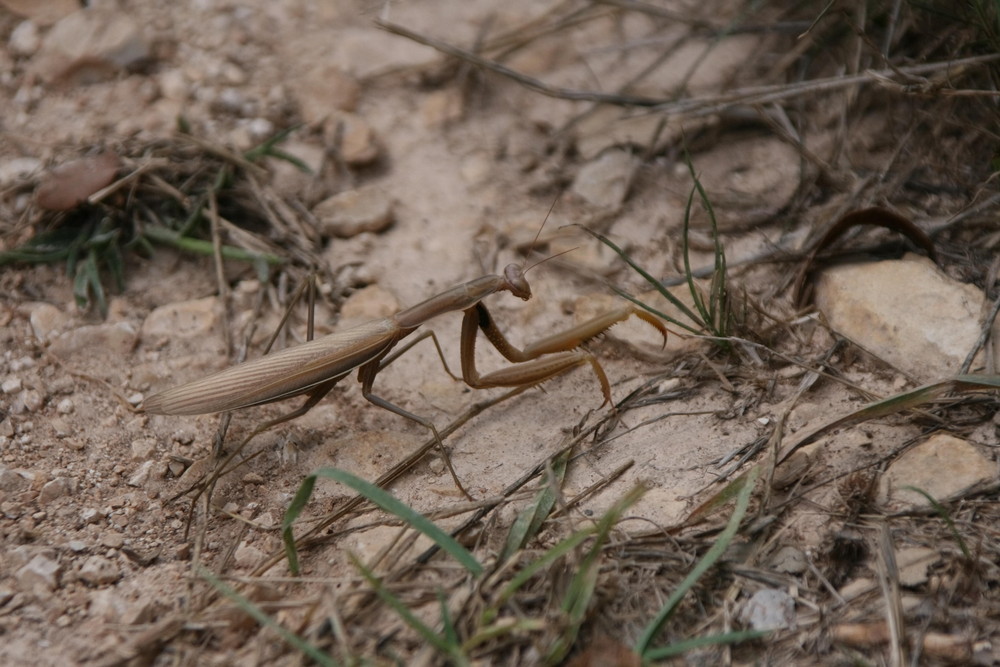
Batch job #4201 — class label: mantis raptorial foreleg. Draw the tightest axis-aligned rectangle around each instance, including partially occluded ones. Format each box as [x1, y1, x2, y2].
[461, 301, 667, 401]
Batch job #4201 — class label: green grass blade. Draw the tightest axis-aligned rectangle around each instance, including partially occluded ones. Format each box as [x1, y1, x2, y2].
[901, 486, 972, 560]
[635, 466, 759, 656]
[72, 255, 90, 310]
[678, 147, 732, 343]
[142, 224, 285, 265]
[281, 474, 317, 574]
[464, 618, 547, 651]
[352, 553, 468, 664]
[199, 566, 339, 667]
[607, 285, 704, 336]
[493, 529, 594, 610]
[778, 375, 1000, 463]
[642, 629, 768, 660]
[0, 222, 94, 266]
[105, 234, 126, 292]
[546, 484, 646, 664]
[261, 147, 313, 172]
[500, 449, 570, 563]
[681, 186, 712, 328]
[244, 125, 309, 169]
[439, 590, 460, 647]
[574, 224, 705, 326]
[282, 467, 483, 576]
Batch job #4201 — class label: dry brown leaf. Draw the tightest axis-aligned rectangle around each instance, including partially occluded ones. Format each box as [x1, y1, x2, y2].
[35, 151, 121, 211]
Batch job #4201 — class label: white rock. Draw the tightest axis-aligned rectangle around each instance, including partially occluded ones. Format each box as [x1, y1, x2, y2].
[38, 476, 77, 504]
[291, 63, 360, 124]
[570, 148, 638, 209]
[31, 7, 150, 82]
[1, 377, 22, 394]
[815, 255, 995, 381]
[245, 117, 274, 141]
[234, 541, 265, 568]
[130, 437, 156, 460]
[770, 545, 807, 574]
[313, 186, 394, 238]
[15, 388, 43, 413]
[126, 460, 155, 487]
[0, 157, 43, 187]
[879, 433, 995, 510]
[27, 302, 68, 342]
[88, 588, 127, 621]
[740, 588, 796, 631]
[9, 20, 40, 56]
[78, 555, 120, 586]
[896, 547, 939, 587]
[141, 297, 221, 341]
[48, 322, 137, 363]
[0, 467, 29, 492]
[158, 68, 189, 101]
[17, 553, 61, 593]
[9, 356, 35, 372]
[0, 0, 78, 25]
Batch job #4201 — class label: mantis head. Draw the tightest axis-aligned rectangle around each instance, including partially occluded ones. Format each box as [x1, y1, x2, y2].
[502, 263, 532, 301]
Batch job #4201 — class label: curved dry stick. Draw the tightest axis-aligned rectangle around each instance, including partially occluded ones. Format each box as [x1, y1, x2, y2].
[792, 206, 938, 305]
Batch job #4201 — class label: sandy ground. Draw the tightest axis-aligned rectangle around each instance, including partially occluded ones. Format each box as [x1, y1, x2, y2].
[1, 1, 998, 664]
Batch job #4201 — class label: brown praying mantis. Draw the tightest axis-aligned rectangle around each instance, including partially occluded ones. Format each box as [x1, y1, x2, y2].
[142, 256, 667, 496]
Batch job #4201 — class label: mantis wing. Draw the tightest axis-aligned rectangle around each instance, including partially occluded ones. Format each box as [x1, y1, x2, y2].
[143, 318, 399, 415]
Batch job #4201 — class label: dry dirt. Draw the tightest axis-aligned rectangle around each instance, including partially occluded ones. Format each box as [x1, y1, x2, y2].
[1, 1, 999, 665]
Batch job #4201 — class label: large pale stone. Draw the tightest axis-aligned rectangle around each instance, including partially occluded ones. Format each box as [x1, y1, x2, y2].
[815, 254, 995, 381]
[879, 433, 995, 510]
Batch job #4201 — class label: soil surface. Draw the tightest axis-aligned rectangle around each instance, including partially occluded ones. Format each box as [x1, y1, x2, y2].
[1, 1, 999, 665]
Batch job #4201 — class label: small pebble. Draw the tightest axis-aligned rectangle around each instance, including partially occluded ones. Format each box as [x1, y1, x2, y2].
[10, 356, 35, 372]
[38, 477, 77, 504]
[740, 588, 796, 631]
[20, 389, 43, 412]
[101, 531, 125, 549]
[9, 21, 41, 56]
[79, 555, 121, 586]
[130, 438, 156, 460]
[127, 460, 155, 487]
[313, 185, 394, 238]
[17, 554, 61, 593]
[770, 545, 807, 575]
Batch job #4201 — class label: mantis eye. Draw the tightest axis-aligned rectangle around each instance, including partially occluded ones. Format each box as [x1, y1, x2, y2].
[503, 263, 532, 301]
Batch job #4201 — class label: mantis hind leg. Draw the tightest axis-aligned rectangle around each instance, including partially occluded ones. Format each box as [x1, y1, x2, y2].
[172, 378, 340, 535]
[358, 358, 473, 500]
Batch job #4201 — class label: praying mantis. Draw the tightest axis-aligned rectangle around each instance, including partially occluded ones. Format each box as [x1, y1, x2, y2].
[142, 257, 667, 491]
